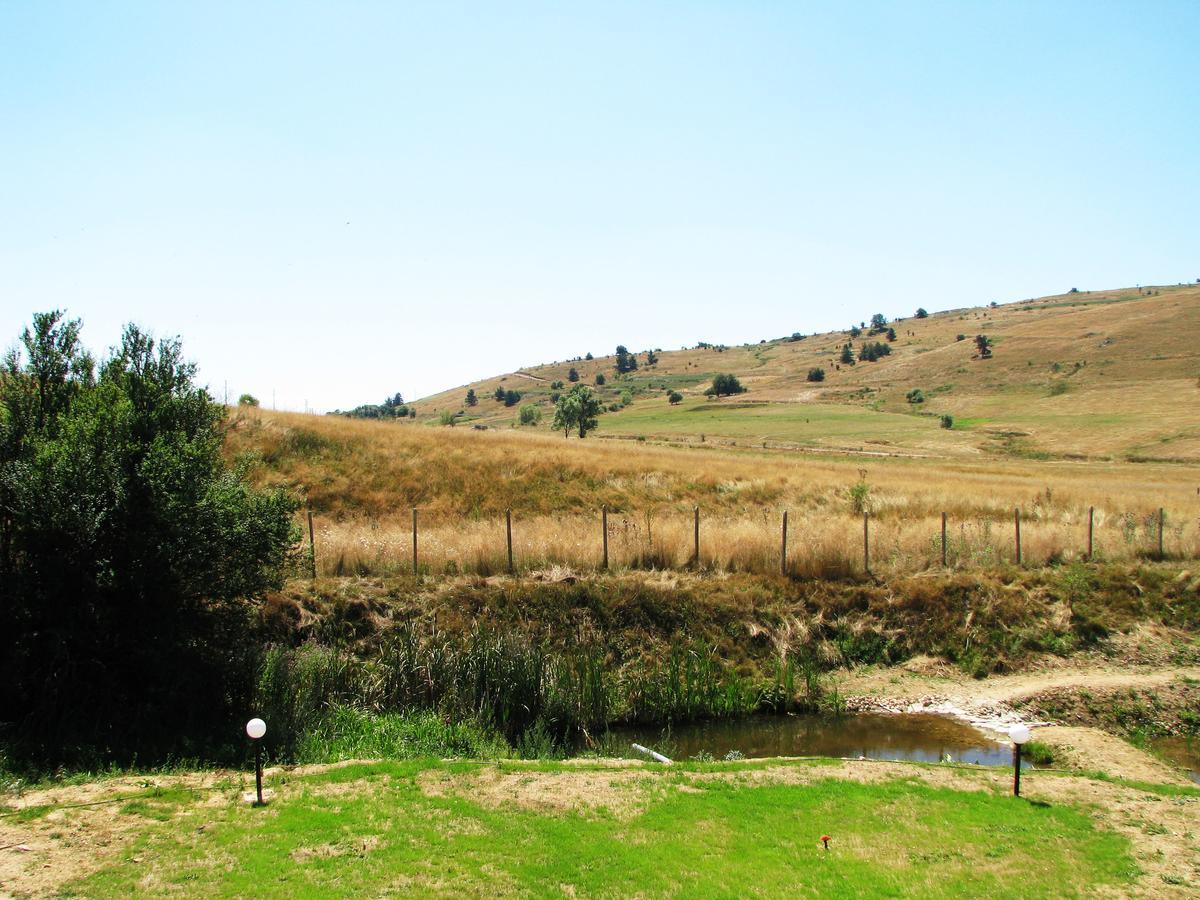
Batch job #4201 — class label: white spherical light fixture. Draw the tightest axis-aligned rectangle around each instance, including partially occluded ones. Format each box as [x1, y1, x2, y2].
[1009, 724, 1031, 745]
[246, 717, 267, 740]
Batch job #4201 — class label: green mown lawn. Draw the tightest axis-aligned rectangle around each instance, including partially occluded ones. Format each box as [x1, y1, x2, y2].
[64, 759, 1137, 898]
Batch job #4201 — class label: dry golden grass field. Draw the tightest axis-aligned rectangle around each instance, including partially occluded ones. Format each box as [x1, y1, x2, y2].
[227, 413, 1199, 577]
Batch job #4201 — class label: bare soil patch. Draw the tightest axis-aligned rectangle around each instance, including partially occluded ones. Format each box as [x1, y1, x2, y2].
[417, 765, 648, 818]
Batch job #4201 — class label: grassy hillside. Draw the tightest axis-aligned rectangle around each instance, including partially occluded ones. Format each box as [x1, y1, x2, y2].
[413, 283, 1200, 461]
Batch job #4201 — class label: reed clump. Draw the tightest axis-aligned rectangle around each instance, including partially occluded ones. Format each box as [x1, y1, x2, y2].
[253, 625, 810, 763]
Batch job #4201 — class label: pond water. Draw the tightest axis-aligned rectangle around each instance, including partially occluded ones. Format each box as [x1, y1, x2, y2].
[603, 713, 1024, 767]
[1148, 735, 1200, 784]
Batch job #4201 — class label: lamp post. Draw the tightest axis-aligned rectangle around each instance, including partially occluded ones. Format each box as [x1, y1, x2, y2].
[246, 717, 267, 805]
[1009, 724, 1031, 797]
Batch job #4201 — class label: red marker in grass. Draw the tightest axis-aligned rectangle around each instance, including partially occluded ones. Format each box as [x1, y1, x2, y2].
[820, 835, 831, 851]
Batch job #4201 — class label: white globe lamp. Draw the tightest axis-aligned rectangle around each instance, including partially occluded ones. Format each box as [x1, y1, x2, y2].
[246, 717, 267, 805]
[1009, 724, 1032, 796]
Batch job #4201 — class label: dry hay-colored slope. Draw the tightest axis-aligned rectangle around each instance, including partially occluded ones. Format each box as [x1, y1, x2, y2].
[414, 283, 1200, 460]
[228, 409, 1200, 575]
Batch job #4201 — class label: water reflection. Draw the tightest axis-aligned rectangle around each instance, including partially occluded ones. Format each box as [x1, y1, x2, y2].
[605, 713, 1022, 767]
[1148, 735, 1200, 784]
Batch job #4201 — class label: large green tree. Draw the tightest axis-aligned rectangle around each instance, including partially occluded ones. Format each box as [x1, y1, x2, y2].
[551, 384, 602, 438]
[0, 312, 298, 764]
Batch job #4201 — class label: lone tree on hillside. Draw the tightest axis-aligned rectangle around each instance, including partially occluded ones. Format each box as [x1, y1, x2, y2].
[668, 390, 683, 404]
[705, 373, 746, 397]
[552, 384, 602, 438]
[0, 312, 297, 764]
[975, 334, 993, 359]
[886, 327, 897, 342]
[567, 367, 579, 382]
[840, 344, 856, 365]
[465, 388, 478, 406]
[595, 372, 606, 385]
[615, 345, 638, 374]
[916, 307, 928, 318]
[807, 367, 826, 382]
[869, 313, 888, 334]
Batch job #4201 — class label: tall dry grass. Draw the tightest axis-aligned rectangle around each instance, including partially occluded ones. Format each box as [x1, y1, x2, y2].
[311, 506, 1198, 578]
[227, 410, 1200, 576]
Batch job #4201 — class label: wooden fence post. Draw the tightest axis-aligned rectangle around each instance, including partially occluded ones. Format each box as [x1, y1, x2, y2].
[693, 506, 700, 567]
[411, 507, 418, 576]
[1087, 506, 1094, 561]
[863, 512, 870, 575]
[1158, 507, 1165, 558]
[307, 509, 316, 580]
[781, 510, 789, 576]
[941, 512, 948, 567]
[602, 506, 609, 570]
[506, 508, 514, 574]
[1014, 507, 1022, 565]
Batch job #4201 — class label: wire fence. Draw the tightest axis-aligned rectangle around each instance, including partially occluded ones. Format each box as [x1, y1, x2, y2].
[299, 504, 1195, 579]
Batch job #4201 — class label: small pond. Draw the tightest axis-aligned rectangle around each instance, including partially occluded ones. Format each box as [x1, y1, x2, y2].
[602, 713, 1024, 767]
[1148, 735, 1200, 785]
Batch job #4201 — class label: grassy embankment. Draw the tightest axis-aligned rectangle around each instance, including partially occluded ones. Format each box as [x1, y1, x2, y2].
[39, 760, 1152, 897]
[248, 561, 1200, 766]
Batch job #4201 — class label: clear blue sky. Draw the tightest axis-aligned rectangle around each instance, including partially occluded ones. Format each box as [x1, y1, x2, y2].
[2, 1, 1197, 411]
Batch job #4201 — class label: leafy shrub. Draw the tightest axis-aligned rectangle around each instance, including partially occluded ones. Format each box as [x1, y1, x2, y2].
[567, 368, 579, 382]
[595, 373, 606, 386]
[807, 367, 825, 382]
[518, 404, 542, 426]
[0, 312, 298, 765]
[668, 391, 683, 404]
[858, 341, 892, 362]
[847, 478, 872, 514]
[906, 388, 925, 404]
[940, 414, 954, 429]
[705, 373, 746, 397]
[238, 393, 259, 406]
